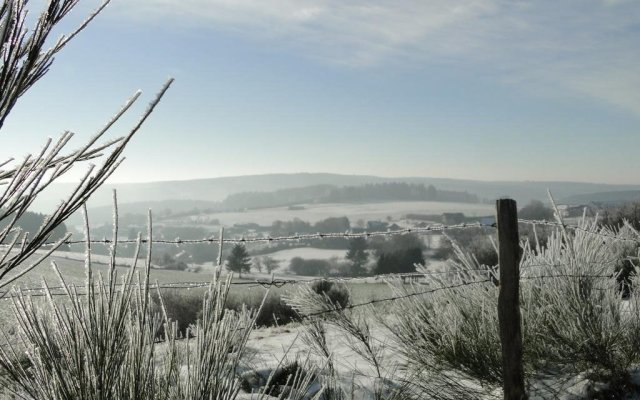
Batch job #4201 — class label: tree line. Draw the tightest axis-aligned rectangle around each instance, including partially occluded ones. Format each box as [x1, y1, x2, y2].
[219, 182, 480, 211]
[225, 233, 426, 278]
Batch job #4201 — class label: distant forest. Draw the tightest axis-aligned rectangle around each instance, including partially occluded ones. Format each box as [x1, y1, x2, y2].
[0, 211, 68, 247]
[75, 182, 483, 225]
[221, 182, 480, 211]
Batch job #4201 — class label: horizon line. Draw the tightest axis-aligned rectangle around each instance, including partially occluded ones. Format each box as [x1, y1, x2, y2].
[51, 171, 640, 187]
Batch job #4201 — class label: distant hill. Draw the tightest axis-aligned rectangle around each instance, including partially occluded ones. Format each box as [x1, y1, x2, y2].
[561, 190, 640, 206]
[34, 173, 640, 214]
[69, 182, 479, 225]
[68, 199, 221, 226]
[35, 173, 384, 212]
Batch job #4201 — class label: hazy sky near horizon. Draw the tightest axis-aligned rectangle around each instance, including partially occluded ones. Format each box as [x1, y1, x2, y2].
[1, 0, 639, 184]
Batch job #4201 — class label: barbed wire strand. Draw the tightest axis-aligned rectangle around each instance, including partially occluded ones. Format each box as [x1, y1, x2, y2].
[1, 256, 632, 299]
[0, 221, 497, 248]
[2, 218, 638, 249]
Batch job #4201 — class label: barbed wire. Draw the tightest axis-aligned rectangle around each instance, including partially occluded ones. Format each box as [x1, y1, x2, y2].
[1, 256, 632, 299]
[0, 221, 496, 248]
[1, 217, 637, 252]
[520, 273, 615, 280]
[2, 218, 637, 250]
[0, 269, 493, 298]
[153, 278, 497, 343]
[1, 213, 638, 300]
[1, 268, 624, 302]
[300, 278, 494, 318]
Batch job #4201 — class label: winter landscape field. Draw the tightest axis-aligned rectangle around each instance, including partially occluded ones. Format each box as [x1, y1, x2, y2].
[166, 201, 495, 227]
[2, 0, 640, 399]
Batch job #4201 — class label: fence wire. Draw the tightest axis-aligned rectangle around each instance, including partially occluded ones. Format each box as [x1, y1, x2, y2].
[1, 215, 638, 305]
[0, 264, 627, 302]
[0, 221, 497, 248]
[1, 217, 638, 248]
[7, 220, 640, 247]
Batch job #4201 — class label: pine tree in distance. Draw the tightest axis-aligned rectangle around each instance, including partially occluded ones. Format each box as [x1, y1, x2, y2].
[346, 237, 368, 276]
[226, 244, 252, 278]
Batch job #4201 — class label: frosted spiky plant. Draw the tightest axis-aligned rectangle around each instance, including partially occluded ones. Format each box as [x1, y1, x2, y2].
[286, 283, 406, 400]
[0, 203, 322, 399]
[0, 0, 172, 290]
[386, 217, 640, 399]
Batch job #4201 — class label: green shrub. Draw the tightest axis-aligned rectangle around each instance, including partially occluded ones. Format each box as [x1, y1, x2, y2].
[225, 290, 300, 328]
[373, 247, 424, 275]
[289, 257, 330, 276]
[151, 288, 301, 331]
[151, 289, 202, 337]
[264, 360, 316, 397]
[310, 280, 350, 308]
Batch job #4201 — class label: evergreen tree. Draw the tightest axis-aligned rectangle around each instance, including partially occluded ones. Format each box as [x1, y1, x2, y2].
[346, 237, 368, 276]
[226, 244, 252, 278]
[374, 248, 425, 275]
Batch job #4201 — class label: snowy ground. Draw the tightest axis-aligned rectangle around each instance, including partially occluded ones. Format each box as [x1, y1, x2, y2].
[180, 201, 494, 226]
[237, 321, 407, 399]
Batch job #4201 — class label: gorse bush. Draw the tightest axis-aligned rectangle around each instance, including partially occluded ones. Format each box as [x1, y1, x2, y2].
[286, 282, 404, 400]
[0, 211, 322, 399]
[153, 287, 301, 334]
[387, 218, 640, 399]
[0, 249, 251, 399]
[151, 289, 203, 337]
[309, 280, 350, 309]
[263, 360, 317, 397]
[0, 0, 172, 291]
[226, 289, 300, 328]
[289, 257, 331, 276]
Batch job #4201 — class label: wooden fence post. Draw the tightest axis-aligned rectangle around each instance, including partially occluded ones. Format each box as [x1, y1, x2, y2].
[496, 198, 526, 400]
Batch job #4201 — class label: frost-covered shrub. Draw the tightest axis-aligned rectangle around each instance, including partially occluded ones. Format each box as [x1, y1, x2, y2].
[387, 219, 640, 399]
[520, 222, 640, 396]
[289, 257, 331, 276]
[310, 280, 350, 308]
[264, 360, 317, 397]
[0, 229, 318, 400]
[152, 289, 202, 337]
[226, 290, 300, 327]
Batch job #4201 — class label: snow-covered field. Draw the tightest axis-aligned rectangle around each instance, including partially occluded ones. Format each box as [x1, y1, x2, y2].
[261, 247, 346, 262]
[180, 201, 494, 226]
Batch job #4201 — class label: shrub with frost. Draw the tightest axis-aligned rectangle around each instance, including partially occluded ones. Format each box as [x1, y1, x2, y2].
[387, 218, 640, 399]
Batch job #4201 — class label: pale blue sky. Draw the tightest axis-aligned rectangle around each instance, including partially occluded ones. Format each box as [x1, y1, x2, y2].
[1, 0, 639, 184]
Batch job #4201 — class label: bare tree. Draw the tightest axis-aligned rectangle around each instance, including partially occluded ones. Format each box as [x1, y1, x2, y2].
[0, 0, 172, 289]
